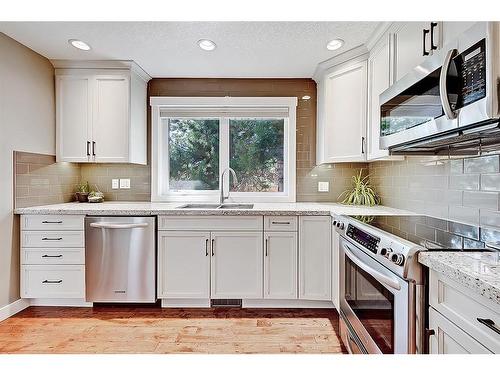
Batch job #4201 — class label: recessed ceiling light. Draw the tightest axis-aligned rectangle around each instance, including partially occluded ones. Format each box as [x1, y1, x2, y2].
[326, 39, 344, 51]
[68, 39, 91, 51]
[302, 95, 311, 100]
[197, 39, 216, 51]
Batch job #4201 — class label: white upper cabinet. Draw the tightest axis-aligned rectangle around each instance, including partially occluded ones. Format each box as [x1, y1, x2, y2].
[55, 61, 150, 164]
[394, 22, 436, 81]
[56, 76, 92, 163]
[367, 34, 393, 161]
[316, 59, 368, 164]
[441, 22, 477, 47]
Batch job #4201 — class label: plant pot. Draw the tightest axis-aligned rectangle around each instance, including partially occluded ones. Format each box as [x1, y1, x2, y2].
[75, 192, 89, 203]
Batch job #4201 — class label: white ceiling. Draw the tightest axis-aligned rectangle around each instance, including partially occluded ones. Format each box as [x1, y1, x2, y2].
[0, 22, 380, 78]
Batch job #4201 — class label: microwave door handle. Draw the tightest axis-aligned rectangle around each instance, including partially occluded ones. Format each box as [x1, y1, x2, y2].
[343, 244, 401, 291]
[89, 222, 149, 229]
[439, 48, 458, 120]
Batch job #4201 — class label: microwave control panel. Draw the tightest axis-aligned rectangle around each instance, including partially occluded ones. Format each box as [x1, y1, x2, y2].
[458, 38, 486, 107]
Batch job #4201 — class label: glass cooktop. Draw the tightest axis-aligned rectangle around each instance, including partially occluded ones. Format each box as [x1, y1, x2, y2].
[347, 215, 500, 251]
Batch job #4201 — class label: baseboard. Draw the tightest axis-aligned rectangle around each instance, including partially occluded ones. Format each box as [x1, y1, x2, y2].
[29, 298, 93, 307]
[242, 299, 335, 308]
[161, 298, 211, 308]
[0, 298, 30, 322]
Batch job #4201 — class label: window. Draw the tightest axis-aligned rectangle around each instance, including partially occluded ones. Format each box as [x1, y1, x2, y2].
[151, 97, 297, 202]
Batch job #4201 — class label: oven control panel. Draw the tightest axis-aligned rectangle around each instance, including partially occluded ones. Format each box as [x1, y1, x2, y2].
[345, 224, 380, 254]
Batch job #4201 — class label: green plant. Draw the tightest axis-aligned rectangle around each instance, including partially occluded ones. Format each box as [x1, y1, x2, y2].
[75, 181, 90, 193]
[338, 170, 380, 206]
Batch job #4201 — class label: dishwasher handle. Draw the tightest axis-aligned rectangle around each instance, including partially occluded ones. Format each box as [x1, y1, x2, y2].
[89, 222, 149, 229]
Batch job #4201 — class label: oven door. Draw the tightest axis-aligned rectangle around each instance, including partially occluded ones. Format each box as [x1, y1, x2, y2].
[339, 236, 412, 354]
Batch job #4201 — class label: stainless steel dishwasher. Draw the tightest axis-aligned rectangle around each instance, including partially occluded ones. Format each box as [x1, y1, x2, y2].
[85, 216, 156, 303]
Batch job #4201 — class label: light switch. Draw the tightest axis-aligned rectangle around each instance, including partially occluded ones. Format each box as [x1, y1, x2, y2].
[119, 178, 131, 189]
[318, 181, 329, 192]
[112, 179, 119, 189]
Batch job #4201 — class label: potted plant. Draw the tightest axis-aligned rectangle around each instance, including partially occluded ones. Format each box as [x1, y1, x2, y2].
[75, 181, 90, 203]
[88, 185, 105, 203]
[338, 169, 380, 206]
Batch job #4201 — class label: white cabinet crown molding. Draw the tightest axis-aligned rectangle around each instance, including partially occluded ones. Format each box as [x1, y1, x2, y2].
[51, 60, 151, 82]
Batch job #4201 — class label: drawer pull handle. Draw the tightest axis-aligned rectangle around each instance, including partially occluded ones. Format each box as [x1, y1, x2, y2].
[42, 237, 63, 241]
[42, 254, 63, 258]
[477, 318, 500, 335]
[42, 221, 63, 224]
[42, 280, 62, 284]
[271, 221, 291, 225]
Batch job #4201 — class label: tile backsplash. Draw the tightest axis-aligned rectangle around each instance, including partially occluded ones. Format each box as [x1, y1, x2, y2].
[80, 163, 150, 201]
[369, 154, 500, 232]
[14, 151, 80, 208]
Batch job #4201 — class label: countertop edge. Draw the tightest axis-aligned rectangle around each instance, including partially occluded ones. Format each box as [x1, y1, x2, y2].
[418, 252, 500, 306]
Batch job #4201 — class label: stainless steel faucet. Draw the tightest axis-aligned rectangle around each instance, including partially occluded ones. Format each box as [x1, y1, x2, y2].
[220, 168, 238, 204]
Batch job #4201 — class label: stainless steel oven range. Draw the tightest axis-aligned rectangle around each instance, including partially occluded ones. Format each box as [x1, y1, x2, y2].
[334, 215, 426, 354]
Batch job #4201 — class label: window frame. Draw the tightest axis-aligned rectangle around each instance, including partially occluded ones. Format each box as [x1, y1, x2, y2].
[151, 97, 297, 203]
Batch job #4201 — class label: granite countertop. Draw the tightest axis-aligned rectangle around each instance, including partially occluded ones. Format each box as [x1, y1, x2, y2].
[419, 251, 500, 305]
[13, 201, 411, 217]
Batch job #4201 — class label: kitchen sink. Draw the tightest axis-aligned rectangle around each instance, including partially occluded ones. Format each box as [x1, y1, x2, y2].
[218, 203, 254, 209]
[177, 203, 254, 209]
[177, 204, 221, 209]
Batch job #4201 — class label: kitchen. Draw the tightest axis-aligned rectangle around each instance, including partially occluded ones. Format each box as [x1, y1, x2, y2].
[0, 1, 499, 371]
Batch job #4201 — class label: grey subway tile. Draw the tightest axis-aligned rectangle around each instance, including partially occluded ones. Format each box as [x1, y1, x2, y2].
[464, 155, 500, 174]
[449, 174, 480, 190]
[481, 174, 500, 192]
[463, 191, 500, 210]
[449, 205, 480, 225]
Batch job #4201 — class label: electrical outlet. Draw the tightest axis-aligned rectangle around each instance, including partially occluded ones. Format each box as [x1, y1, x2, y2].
[119, 178, 131, 189]
[318, 181, 329, 192]
[111, 179, 119, 189]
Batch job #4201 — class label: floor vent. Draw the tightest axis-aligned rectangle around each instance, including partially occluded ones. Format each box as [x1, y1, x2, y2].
[211, 299, 242, 308]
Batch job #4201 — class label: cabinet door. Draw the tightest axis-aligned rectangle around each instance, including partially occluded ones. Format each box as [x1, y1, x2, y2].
[92, 75, 130, 162]
[299, 216, 331, 300]
[394, 22, 430, 81]
[441, 22, 476, 47]
[429, 308, 492, 354]
[157, 231, 210, 299]
[264, 232, 297, 299]
[56, 75, 92, 162]
[322, 60, 367, 163]
[210, 231, 263, 299]
[367, 34, 394, 161]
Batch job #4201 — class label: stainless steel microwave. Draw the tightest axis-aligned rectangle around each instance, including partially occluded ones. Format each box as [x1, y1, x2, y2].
[379, 22, 500, 154]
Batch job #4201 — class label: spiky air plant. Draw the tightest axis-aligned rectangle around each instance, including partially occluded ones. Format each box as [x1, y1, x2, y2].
[338, 169, 380, 206]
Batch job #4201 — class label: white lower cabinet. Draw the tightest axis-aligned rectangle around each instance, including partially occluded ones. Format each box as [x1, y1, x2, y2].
[157, 215, 332, 305]
[429, 308, 491, 354]
[157, 231, 210, 299]
[331, 227, 340, 308]
[211, 231, 263, 299]
[299, 216, 332, 300]
[428, 270, 499, 353]
[264, 232, 297, 299]
[20, 215, 86, 301]
[21, 265, 85, 299]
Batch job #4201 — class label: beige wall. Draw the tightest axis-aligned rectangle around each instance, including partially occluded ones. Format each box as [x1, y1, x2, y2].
[0, 33, 55, 308]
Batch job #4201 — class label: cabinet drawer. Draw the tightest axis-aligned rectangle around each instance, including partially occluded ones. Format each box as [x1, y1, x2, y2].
[21, 265, 85, 299]
[21, 248, 85, 265]
[21, 231, 84, 248]
[21, 215, 84, 231]
[264, 216, 297, 231]
[429, 271, 500, 353]
[158, 216, 263, 231]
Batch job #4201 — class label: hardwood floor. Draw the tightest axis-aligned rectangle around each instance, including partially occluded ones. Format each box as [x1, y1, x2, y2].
[0, 306, 346, 354]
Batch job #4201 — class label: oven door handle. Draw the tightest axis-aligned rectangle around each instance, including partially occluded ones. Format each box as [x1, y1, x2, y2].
[439, 48, 458, 120]
[343, 244, 402, 291]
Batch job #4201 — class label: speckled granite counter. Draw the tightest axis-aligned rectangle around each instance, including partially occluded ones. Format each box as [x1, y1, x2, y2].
[419, 251, 500, 305]
[14, 201, 411, 217]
